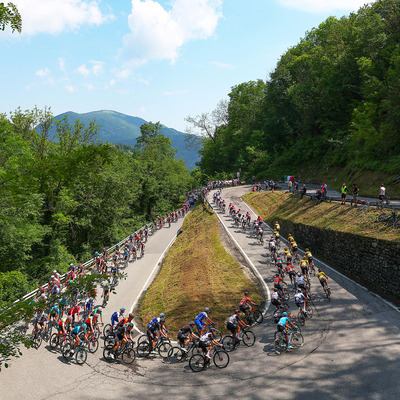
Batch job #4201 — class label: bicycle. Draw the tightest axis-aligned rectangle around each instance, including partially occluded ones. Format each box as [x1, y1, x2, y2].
[196, 323, 223, 342]
[50, 332, 72, 350]
[222, 327, 256, 352]
[245, 304, 263, 325]
[296, 303, 313, 326]
[189, 346, 229, 372]
[274, 328, 304, 355]
[103, 342, 136, 364]
[136, 335, 172, 358]
[377, 196, 391, 210]
[167, 339, 201, 363]
[62, 340, 88, 365]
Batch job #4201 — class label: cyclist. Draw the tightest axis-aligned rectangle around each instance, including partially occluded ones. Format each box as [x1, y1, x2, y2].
[55, 317, 67, 341]
[273, 273, 286, 292]
[300, 256, 309, 278]
[305, 248, 313, 266]
[226, 310, 249, 344]
[84, 297, 95, 319]
[102, 284, 110, 305]
[92, 306, 104, 324]
[276, 256, 284, 276]
[271, 288, 282, 309]
[67, 304, 80, 324]
[32, 313, 48, 336]
[291, 241, 299, 259]
[317, 269, 329, 290]
[274, 221, 280, 232]
[294, 289, 308, 314]
[295, 272, 308, 296]
[110, 322, 134, 359]
[277, 312, 297, 350]
[238, 291, 257, 317]
[285, 263, 297, 285]
[49, 304, 60, 323]
[284, 247, 292, 264]
[195, 307, 214, 335]
[198, 329, 221, 365]
[111, 308, 125, 332]
[177, 321, 199, 351]
[269, 237, 276, 255]
[147, 313, 168, 354]
[70, 323, 88, 354]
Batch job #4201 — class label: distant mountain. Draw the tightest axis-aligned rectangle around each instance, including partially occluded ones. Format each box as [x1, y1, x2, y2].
[52, 110, 200, 169]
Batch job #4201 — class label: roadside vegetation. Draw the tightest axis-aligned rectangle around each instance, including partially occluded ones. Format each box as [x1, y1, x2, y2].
[137, 203, 262, 335]
[243, 191, 400, 243]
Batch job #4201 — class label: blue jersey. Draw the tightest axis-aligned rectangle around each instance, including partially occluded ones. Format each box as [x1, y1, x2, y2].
[195, 312, 208, 322]
[148, 317, 161, 330]
[277, 316, 290, 327]
[72, 325, 86, 335]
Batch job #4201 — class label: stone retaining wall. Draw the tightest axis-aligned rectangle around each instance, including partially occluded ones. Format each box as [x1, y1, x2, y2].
[271, 219, 400, 302]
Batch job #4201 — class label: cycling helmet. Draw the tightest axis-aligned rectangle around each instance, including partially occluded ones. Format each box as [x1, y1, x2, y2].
[235, 310, 240, 315]
[89, 297, 94, 302]
[81, 323, 87, 329]
[97, 306, 103, 312]
[128, 313, 134, 318]
[273, 288, 278, 291]
[244, 291, 249, 296]
[120, 307, 126, 313]
[297, 289, 302, 293]
[282, 312, 287, 316]
[297, 272, 301, 277]
[189, 321, 195, 326]
[318, 268, 322, 272]
[159, 312, 166, 318]
[127, 322, 133, 328]
[53, 270, 57, 273]
[305, 248, 309, 252]
[204, 307, 210, 313]
[39, 286, 45, 292]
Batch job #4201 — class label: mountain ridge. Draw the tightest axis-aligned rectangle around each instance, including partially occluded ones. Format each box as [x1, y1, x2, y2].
[52, 110, 200, 169]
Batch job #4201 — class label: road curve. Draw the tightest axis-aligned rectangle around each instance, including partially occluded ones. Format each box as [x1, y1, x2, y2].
[1, 186, 400, 400]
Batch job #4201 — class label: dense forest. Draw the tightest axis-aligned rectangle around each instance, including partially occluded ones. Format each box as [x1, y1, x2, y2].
[196, 0, 400, 189]
[0, 108, 195, 303]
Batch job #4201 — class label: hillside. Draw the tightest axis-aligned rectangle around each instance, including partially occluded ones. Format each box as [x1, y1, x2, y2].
[52, 110, 200, 169]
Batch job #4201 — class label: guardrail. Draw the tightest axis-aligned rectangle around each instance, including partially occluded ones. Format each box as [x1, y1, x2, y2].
[11, 225, 152, 308]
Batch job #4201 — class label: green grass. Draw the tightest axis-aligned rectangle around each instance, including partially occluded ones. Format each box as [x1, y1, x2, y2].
[243, 191, 400, 243]
[136, 204, 262, 335]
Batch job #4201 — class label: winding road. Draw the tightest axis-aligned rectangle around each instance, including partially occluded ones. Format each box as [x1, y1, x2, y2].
[1, 185, 399, 400]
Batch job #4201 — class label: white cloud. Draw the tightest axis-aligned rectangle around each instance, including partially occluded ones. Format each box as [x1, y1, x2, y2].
[163, 90, 188, 96]
[121, 0, 222, 65]
[210, 61, 234, 69]
[84, 83, 95, 90]
[65, 85, 77, 93]
[36, 67, 51, 78]
[277, 0, 376, 13]
[77, 64, 90, 76]
[58, 58, 66, 72]
[91, 61, 104, 76]
[13, 0, 112, 35]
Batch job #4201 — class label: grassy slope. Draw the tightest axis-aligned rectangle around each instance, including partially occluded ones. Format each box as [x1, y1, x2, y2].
[243, 191, 400, 243]
[137, 204, 262, 335]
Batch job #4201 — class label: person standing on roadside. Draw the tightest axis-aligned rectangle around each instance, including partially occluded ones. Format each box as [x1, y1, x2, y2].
[288, 180, 293, 193]
[341, 183, 348, 205]
[300, 184, 307, 199]
[379, 183, 386, 200]
[352, 183, 360, 206]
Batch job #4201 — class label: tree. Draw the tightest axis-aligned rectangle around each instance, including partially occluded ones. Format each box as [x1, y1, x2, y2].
[0, 2, 21, 33]
[185, 100, 228, 143]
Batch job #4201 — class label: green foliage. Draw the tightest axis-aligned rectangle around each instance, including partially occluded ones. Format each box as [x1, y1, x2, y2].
[198, 0, 400, 181]
[0, 2, 21, 33]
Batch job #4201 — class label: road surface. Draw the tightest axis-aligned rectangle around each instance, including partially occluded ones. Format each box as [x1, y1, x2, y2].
[1, 186, 399, 400]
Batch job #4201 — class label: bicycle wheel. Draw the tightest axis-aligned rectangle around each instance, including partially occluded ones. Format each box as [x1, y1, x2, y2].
[137, 334, 148, 345]
[157, 340, 172, 358]
[297, 311, 306, 326]
[376, 213, 389, 222]
[213, 350, 229, 369]
[104, 334, 115, 347]
[189, 354, 206, 372]
[274, 334, 287, 355]
[221, 335, 236, 352]
[76, 348, 87, 365]
[88, 337, 99, 353]
[122, 348, 136, 364]
[50, 333, 59, 349]
[306, 304, 313, 318]
[167, 346, 185, 363]
[254, 310, 263, 324]
[291, 332, 304, 348]
[137, 341, 151, 358]
[242, 330, 256, 347]
[212, 329, 223, 342]
[103, 324, 112, 336]
[103, 345, 115, 362]
[326, 287, 331, 301]
[42, 329, 50, 343]
[62, 342, 73, 359]
[32, 333, 42, 349]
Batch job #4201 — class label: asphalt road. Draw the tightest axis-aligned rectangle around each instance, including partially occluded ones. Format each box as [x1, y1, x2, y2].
[1, 186, 400, 400]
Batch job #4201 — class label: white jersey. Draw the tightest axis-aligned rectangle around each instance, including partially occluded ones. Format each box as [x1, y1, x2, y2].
[271, 292, 279, 300]
[228, 314, 239, 324]
[294, 292, 305, 303]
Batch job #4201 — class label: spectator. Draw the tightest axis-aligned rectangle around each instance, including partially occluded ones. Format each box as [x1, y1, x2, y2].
[322, 183, 327, 201]
[379, 183, 386, 200]
[315, 189, 322, 204]
[294, 181, 299, 192]
[300, 184, 307, 199]
[288, 180, 293, 193]
[341, 183, 348, 205]
[352, 183, 359, 206]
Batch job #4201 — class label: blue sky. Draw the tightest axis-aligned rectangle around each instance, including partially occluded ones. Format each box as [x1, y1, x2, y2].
[1, 0, 375, 132]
